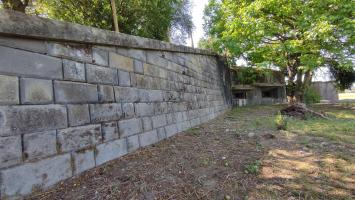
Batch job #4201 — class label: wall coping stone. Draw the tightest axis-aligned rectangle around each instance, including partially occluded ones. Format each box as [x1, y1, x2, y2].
[0, 10, 216, 56]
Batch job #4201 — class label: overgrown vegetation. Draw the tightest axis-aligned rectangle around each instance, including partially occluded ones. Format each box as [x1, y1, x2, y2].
[303, 87, 321, 105]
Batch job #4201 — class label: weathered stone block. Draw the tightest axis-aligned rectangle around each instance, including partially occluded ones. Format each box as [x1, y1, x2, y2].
[57, 125, 101, 152]
[135, 103, 154, 117]
[141, 117, 153, 132]
[23, 131, 57, 161]
[0, 75, 19, 105]
[177, 121, 191, 132]
[95, 138, 127, 166]
[127, 135, 140, 152]
[89, 103, 122, 123]
[20, 78, 53, 104]
[154, 102, 168, 115]
[63, 59, 85, 82]
[122, 103, 135, 119]
[152, 114, 167, 128]
[92, 47, 108, 66]
[136, 74, 151, 89]
[72, 149, 95, 175]
[86, 64, 118, 85]
[54, 81, 98, 103]
[0, 154, 72, 198]
[138, 89, 150, 102]
[109, 52, 134, 72]
[0, 46, 62, 79]
[133, 60, 144, 74]
[0, 35, 47, 53]
[67, 104, 90, 127]
[98, 85, 115, 103]
[130, 72, 137, 87]
[0, 136, 21, 169]
[118, 118, 142, 138]
[102, 122, 119, 142]
[118, 70, 131, 86]
[149, 90, 164, 102]
[47, 42, 92, 62]
[139, 130, 158, 147]
[165, 124, 179, 138]
[0, 105, 67, 136]
[166, 113, 176, 124]
[114, 86, 139, 102]
[157, 127, 166, 141]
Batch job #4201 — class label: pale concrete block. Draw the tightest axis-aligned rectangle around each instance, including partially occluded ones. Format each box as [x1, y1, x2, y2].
[95, 138, 127, 166]
[122, 103, 135, 119]
[0, 154, 72, 198]
[166, 113, 176, 124]
[154, 102, 168, 114]
[130, 72, 137, 87]
[92, 47, 108, 66]
[177, 121, 191, 132]
[109, 52, 134, 72]
[165, 124, 179, 138]
[135, 103, 154, 117]
[47, 42, 92, 62]
[152, 114, 167, 128]
[57, 125, 101, 152]
[20, 78, 53, 104]
[149, 90, 164, 102]
[118, 70, 131, 86]
[118, 118, 142, 138]
[0, 105, 67, 136]
[114, 86, 139, 102]
[138, 89, 150, 102]
[133, 60, 144, 74]
[0, 75, 19, 105]
[102, 122, 119, 142]
[0, 46, 62, 79]
[23, 130, 57, 161]
[157, 127, 166, 141]
[89, 103, 122, 123]
[54, 81, 98, 103]
[63, 59, 85, 82]
[98, 85, 115, 103]
[0, 136, 21, 168]
[139, 130, 158, 147]
[72, 149, 95, 175]
[67, 104, 90, 126]
[141, 117, 153, 132]
[86, 64, 118, 85]
[127, 135, 139, 152]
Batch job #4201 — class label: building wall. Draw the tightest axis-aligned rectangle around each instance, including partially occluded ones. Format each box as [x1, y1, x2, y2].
[312, 81, 339, 103]
[0, 10, 231, 199]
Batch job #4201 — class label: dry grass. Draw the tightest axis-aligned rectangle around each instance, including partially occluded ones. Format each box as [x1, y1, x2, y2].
[27, 104, 355, 200]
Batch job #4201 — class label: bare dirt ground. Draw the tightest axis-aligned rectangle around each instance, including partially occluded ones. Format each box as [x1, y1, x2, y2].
[28, 104, 355, 200]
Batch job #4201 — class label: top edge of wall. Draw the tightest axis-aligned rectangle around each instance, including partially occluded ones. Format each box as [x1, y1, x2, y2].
[0, 10, 216, 56]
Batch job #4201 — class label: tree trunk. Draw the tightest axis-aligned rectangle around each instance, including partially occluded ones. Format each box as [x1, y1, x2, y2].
[110, 0, 119, 32]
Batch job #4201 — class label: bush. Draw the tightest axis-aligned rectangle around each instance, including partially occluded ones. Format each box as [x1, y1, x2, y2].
[303, 87, 321, 105]
[275, 111, 287, 130]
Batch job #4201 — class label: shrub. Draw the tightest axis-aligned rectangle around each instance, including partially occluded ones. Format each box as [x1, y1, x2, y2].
[275, 111, 287, 130]
[303, 87, 321, 105]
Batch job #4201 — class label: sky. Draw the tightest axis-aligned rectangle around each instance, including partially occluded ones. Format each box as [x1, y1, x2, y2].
[190, 0, 209, 47]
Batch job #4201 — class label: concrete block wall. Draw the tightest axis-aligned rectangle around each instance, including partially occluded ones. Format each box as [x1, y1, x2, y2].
[0, 10, 231, 199]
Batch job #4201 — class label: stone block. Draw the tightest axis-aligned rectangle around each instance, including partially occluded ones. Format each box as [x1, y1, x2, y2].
[141, 117, 153, 132]
[127, 49, 146, 61]
[0, 105, 67, 136]
[72, 149, 95, 175]
[67, 104, 90, 127]
[157, 127, 166, 141]
[133, 60, 144, 74]
[0, 35, 47, 53]
[54, 81, 98, 103]
[92, 47, 108, 66]
[118, 70, 131, 86]
[0, 154, 72, 198]
[0, 75, 19, 105]
[146, 53, 168, 68]
[166, 113, 176, 124]
[139, 130, 158, 147]
[149, 90, 164, 102]
[177, 121, 191, 132]
[95, 138, 127, 166]
[109, 52, 134, 72]
[165, 124, 179, 138]
[154, 102, 168, 115]
[47, 42, 92, 62]
[102, 122, 119, 142]
[57, 125, 101, 152]
[89, 103, 122, 123]
[20, 78, 53, 104]
[86, 64, 118, 85]
[98, 85, 115, 103]
[63, 59, 85, 82]
[0, 136, 21, 169]
[134, 103, 154, 117]
[130, 72, 137, 87]
[138, 89, 150, 102]
[114, 86, 139, 102]
[127, 135, 140, 152]
[122, 103, 135, 119]
[136, 74, 151, 89]
[118, 118, 142, 138]
[0, 46, 62, 79]
[152, 114, 167, 128]
[23, 131, 57, 161]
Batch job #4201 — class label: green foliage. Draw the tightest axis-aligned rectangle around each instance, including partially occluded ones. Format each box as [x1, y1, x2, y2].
[244, 160, 262, 175]
[303, 87, 321, 105]
[234, 67, 274, 85]
[275, 111, 287, 130]
[202, 0, 355, 100]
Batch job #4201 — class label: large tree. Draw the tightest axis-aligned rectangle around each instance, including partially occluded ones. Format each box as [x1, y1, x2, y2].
[202, 0, 355, 102]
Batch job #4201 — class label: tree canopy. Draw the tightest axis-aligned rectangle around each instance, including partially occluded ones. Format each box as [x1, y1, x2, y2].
[201, 0, 355, 101]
